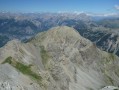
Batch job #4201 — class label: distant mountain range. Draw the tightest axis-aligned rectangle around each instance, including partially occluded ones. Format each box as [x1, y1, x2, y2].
[0, 12, 119, 56]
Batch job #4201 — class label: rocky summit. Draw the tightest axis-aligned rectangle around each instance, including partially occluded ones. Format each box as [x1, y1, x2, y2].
[0, 26, 119, 90]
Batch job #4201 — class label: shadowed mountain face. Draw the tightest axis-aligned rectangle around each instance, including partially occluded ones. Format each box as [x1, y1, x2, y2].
[0, 12, 92, 46]
[0, 13, 119, 57]
[0, 26, 119, 90]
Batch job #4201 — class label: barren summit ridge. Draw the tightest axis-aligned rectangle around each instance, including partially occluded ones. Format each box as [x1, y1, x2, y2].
[33, 26, 81, 43]
[0, 26, 119, 90]
[31, 26, 92, 51]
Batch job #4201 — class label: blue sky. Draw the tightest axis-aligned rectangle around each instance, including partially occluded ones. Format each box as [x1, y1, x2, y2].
[0, 0, 119, 14]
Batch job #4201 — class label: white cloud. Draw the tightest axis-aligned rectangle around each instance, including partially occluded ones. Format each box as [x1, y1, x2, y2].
[87, 13, 119, 17]
[115, 5, 119, 10]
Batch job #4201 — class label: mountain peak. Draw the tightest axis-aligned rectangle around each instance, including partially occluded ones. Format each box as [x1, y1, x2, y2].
[49, 26, 78, 33]
[30, 26, 92, 50]
[45, 26, 80, 40]
[0, 26, 119, 90]
[36, 26, 80, 39]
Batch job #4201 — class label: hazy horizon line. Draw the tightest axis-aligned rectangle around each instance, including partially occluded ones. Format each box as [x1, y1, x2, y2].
[0, 10, 119, 17]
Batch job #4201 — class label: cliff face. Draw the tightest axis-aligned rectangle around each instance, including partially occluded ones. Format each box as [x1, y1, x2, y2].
[0, 26, 119, 90]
